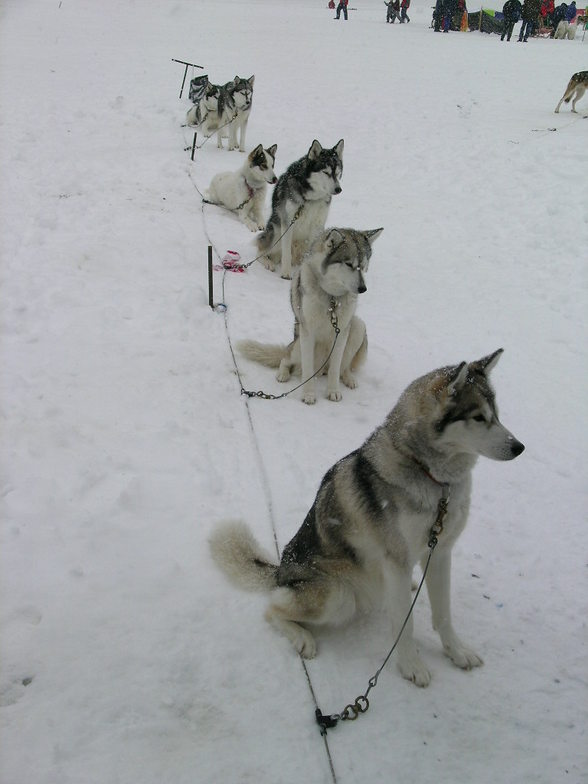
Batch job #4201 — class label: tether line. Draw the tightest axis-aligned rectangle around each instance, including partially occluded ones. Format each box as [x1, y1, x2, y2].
[181, 124, 339, 783]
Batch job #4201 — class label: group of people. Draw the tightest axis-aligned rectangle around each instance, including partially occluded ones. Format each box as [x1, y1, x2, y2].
[432, 0, 467, 32]
[385, 0, 411, 24]
[501, 0, 577, 40]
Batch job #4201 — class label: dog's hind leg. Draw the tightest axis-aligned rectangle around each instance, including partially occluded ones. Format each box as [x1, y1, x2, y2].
[265, 587, 319, 658]
[571, 85, 586, 113]
[423, 548, 483, 671]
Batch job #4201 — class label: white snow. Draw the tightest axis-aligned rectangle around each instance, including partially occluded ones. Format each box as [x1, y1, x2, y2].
[1, 1, 587, 782]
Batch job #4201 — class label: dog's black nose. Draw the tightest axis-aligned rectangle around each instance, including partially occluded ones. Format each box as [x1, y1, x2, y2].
[334, 186, 342, 194]
[511, 440, 525, 457]
[271, 176, 277, 184]
[358, 283, 367, 294]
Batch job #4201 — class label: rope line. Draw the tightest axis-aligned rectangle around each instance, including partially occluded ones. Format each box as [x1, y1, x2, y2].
[181, 124, 339, 783]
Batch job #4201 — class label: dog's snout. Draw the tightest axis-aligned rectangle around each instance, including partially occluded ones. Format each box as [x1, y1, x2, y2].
[334, 186, 342, 194]
[271, 176, 278, 184]
[511, 439, 525, 457]
[358, 282, 367, 294]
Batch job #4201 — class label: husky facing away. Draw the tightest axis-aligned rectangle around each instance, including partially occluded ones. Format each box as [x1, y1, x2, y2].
[210, 350, 525, 686]
[239, 227, 383, 404]
[205, 144, 278, 232]
[256, 139, 344, 279]
[554, 70, 588, 113]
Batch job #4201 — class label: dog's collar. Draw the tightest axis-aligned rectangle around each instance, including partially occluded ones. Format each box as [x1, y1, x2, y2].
[405, 454, 449, 494]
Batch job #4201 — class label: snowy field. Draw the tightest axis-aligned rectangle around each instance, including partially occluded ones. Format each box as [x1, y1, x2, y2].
[1, 0, 587, 782]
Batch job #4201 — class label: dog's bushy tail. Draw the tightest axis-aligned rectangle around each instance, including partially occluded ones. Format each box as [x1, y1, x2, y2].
[209, 520, 278, 592]
[256, 216, 277, 253]
[237, 340, 287, 368]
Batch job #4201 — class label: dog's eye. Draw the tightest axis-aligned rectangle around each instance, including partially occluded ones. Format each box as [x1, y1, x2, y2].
[345, 261, 355, 269]
[473, 415, 486, 422]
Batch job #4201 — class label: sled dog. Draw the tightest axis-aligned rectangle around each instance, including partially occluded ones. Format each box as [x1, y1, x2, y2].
[554, 70, 588, 112]
[554, 19, 568, 37]
[186, 82, 220, 136]
[256, 139, 344, 279]
[227, 75, 255, 152]
[239, 227, 382, 404]
[210, 350, 525, 686]
[186, 75, 254, 150]
[565, 20, 577, 38]
[205, 144, 278, 231]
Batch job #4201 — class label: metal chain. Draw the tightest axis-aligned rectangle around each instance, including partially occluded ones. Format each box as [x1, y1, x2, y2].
[315, 483, 451, 736]
[240, 297, 340, 400]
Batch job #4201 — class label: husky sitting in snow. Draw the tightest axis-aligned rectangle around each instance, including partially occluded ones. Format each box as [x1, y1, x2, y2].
[205, 144, 278, 232]
[210, 350, 524, 684]
[239, 227, 382, 404]
[256, 139, 344, 279]
[186, 82, 221, 136]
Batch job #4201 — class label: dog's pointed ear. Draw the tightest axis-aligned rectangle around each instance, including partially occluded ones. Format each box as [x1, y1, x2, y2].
[446, 362, 468, 397]
[251, 143, 263, 156]
[325, 229, 345, 250]
[308, 140, 323, 159]
[471, 348, 504, 375]
[365, 228, 384, 245]
[248, 75, 255, 86]
[266, 144, 278, 159]
[334, 139, 344, 159]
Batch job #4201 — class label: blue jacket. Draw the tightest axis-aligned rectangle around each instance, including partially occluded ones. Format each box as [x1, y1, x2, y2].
[566, 1, 576, 20]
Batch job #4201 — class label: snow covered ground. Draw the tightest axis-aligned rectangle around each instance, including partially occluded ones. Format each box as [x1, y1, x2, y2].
[1, 1, 587, 782]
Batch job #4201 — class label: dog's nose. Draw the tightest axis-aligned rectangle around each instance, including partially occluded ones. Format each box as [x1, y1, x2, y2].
[358, 283, 367, 294]
[511, 440, 525, 457]
[271, 176, 277, 184]
[334, 186, 342, 194]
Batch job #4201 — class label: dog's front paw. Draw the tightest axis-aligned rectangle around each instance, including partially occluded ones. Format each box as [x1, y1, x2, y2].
[327, 390, 342, 402]
[280, 272, 292, 280]
[261, 257, 276, 272]
[276, 367, 291, 383]
[397, 654, 431, 687]
[303, 392, 317, 405]
[444, 640, 484, 670]
[294, 628, 317, 659]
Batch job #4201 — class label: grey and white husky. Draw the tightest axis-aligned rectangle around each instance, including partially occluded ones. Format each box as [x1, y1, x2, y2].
[186, 75, 254, 150]
[186, 82, 220, 136]
[227, 75, 254, 152]
[554, 70, 588, 113]
[256, 140, 344, 279]
[205, 144, 278, 231]
[239, 227, 382, 404]
[210, 350, 524, 686]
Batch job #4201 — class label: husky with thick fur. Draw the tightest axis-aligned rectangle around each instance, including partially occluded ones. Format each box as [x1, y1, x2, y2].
[205, 144, 278, 231]
[554, 70, 588, 113]
[186, 75, 254, 150]
[239, 227, 382, 404]
[227, 75, 254, 152]
[256, 139, 344, 279]
[186, 82, 220, 135]
[210, 350, 524, 686]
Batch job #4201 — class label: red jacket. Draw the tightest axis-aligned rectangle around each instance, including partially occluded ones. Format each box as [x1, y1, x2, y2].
[540, 0, 554, 15]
